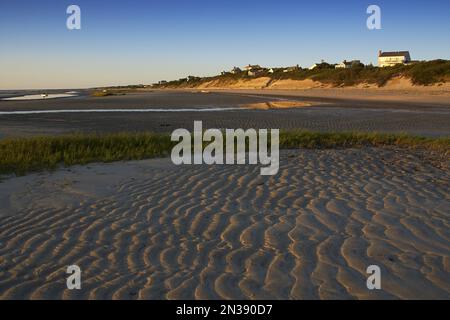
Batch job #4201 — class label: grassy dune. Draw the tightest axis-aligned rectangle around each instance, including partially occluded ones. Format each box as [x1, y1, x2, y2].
[154, 60, 450, 88]
[1, 131, 449, 176]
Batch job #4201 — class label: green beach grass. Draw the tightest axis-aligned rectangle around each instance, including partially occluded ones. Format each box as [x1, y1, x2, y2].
[153, 60, 450, 88]
[0, 131, 449, 176]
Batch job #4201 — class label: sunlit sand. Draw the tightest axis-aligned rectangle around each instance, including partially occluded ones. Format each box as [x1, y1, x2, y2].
[2, 92, 78, 101]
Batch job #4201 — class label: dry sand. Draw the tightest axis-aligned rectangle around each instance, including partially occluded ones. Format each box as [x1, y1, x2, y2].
[264, 77, 450, 92]
[266, 79, 328, 90]
[241, 100, 312, 110]
[194, 76, 450, 106]
[193, 76, 450, 96]
[198, 77, 272, 90]
[0, 148, 449, 300]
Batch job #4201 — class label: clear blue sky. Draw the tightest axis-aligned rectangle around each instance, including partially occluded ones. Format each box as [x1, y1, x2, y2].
[1, 0, 449, 89]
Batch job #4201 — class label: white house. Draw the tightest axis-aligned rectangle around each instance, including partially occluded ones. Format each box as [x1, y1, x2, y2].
[335, 60, 361, 69]
[378, 51, 411, 67]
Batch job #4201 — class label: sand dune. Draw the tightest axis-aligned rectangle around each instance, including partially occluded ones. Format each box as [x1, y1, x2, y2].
[198, 77, 272, 90]
[266, 79, 328, 90]
[264, 77, 450, 92]
[0, 148, 449, 300]
[181, 75, 450, 93]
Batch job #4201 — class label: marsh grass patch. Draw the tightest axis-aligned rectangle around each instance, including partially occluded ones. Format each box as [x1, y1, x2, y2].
[0, 131, 448, 176]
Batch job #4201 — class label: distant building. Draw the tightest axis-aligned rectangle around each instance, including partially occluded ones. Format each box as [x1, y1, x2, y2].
[230, 67, 242, 74]
[283, 65, 300, 73]
[335, 60, 361, 69]
[310, 60, 337, 70]
[378, 50, 411, 67]
[268, 67, 283, 74]
[187, 76, 200, 82]
[310, 60, 328, 70]
[248, 69, 265, 77]
[244, 64, 267, 77]
[244, 64, 261, 71]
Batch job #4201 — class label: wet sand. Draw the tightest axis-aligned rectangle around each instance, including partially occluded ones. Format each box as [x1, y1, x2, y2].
[0, 148, 449, 299]
[0, 90, 449, 137]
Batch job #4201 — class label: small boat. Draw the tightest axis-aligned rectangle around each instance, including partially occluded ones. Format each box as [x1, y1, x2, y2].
[41, 93, 48, 98]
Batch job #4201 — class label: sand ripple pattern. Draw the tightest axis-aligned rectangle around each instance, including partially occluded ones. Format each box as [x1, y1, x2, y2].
[0, 148, 449, 299]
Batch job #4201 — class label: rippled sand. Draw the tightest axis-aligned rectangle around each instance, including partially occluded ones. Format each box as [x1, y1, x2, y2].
[0, 148, 449, 300]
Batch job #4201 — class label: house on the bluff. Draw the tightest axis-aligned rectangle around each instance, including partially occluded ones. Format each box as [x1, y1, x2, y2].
[335, 60, 362, 69]
[378, 51, 411, 67]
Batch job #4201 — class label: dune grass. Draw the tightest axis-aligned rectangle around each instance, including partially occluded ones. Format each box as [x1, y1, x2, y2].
[154, 60, 450, 88]
[0, 131, 448, 176]
[0, 133, 173, 176]
[279, 130, 450, 150]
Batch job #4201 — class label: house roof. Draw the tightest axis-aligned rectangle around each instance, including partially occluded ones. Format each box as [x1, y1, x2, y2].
[244, 64, 262, 70]
[379, 51, 410, 57]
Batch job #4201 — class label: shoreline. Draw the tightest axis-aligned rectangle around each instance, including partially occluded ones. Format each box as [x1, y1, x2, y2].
[155, 86, 450, 107]
[0, 90, 449, 139]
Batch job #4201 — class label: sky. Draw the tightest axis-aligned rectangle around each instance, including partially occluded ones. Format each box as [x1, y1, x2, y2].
[1, 0, 449, 89]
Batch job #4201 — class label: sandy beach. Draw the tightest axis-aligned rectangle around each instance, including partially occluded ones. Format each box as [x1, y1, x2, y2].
[2, 0, 450, 307]
[0, 148, 449, 300]
[0, 88, 449, 300]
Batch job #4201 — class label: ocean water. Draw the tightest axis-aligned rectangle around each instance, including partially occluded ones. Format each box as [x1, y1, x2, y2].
[0, 107, 244, 115]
